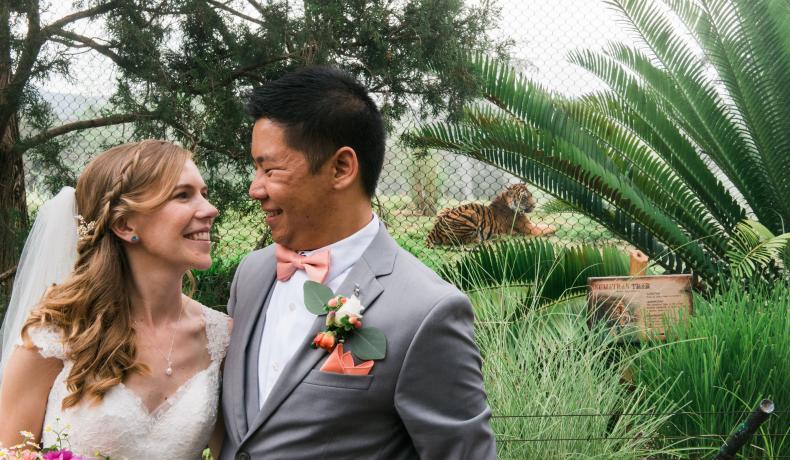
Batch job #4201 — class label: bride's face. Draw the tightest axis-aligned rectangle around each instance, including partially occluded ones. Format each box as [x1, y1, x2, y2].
[126, 159, 218, 271]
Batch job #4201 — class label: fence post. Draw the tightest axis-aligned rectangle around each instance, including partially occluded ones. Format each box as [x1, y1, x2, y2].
[629, 249, 648, 277]
[714, 399, 775, 460]
[620, 249, 649, 383]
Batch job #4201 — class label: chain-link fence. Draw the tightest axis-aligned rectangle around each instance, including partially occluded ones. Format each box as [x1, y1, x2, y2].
[10, 1, 634, 306]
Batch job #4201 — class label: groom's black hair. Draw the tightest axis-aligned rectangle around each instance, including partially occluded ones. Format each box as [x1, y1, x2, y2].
[245, 66, 385, 198]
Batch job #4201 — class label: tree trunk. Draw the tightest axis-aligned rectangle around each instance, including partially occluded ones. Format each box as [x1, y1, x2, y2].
[0, 89, 27, 309]
[0, 0, 26, 310]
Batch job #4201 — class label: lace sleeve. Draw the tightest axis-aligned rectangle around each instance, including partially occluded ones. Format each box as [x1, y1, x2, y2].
[202, 306, 232, 363]
[16, 325, 66, 360]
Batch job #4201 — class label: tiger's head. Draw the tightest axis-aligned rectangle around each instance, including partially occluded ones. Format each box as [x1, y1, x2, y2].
[492, 183, 535, 213]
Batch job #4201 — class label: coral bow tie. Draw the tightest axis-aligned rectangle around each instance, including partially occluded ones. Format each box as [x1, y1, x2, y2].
[275, 245, 330, 283]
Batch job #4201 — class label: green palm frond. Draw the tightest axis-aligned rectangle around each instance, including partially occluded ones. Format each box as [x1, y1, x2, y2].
[687, 0, 790, 199]
[567, 53, 745, 232]
[726, 220, 790, 279]
[540, 198, 576, 214]
[558, 97, 728, 255]
[607, 0, 789, 231]
[441, 239, 631, 309]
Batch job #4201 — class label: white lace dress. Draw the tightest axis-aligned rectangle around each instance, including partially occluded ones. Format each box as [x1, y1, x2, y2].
[24, 305, 231, 460]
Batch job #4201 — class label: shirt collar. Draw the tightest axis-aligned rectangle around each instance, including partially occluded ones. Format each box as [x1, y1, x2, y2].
[302, 213, 380, 283]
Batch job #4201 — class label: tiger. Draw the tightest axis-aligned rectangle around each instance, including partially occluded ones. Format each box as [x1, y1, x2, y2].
[426, 183, 539, 246]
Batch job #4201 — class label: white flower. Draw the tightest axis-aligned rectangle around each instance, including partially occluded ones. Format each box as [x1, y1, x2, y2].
[335, 295, 364, 321]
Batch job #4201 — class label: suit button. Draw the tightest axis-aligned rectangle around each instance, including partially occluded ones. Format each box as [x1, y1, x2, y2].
[236, 452, 250, 460]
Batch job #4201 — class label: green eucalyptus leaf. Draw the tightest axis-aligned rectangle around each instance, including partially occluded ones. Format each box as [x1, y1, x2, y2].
[345, 327, 387, 360]
[304, 281, 334, 316]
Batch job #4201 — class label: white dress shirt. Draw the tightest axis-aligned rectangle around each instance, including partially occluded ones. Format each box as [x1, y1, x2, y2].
[257, 214, 380, 406]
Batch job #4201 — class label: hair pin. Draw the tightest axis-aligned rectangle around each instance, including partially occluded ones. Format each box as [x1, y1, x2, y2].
[75, 215, 96, 241]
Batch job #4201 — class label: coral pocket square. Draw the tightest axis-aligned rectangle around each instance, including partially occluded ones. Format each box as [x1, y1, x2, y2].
[320, 344, 374, 375]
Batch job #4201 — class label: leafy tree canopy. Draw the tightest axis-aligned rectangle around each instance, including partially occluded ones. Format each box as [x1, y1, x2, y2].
[0, 0, 508, 280]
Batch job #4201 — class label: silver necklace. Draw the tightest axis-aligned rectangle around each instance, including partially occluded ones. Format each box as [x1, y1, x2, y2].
[135, 298, 185, 377]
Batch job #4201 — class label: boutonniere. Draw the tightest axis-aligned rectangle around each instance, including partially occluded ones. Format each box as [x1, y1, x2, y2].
[303, 281, 387, 360]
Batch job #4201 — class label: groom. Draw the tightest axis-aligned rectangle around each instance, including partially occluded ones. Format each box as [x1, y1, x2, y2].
[220, 66, 496, 459]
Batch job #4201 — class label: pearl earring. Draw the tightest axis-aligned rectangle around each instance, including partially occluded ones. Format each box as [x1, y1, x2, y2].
[131, 235, 139, 243]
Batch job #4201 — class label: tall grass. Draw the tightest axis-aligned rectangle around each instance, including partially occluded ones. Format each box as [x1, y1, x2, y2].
[469, 281, 681, 459]
[634, 282, 790, 459]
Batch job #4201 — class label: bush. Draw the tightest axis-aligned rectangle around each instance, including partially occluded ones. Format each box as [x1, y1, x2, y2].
[634, 282, 790, 458]
[191, 255, 244, 312]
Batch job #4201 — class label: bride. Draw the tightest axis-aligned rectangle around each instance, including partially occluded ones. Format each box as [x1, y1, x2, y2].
[0, 140, 232, 459]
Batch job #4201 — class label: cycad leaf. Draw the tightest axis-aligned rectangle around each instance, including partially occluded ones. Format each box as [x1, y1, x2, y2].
[540, 198, 577, 214]
[726, 220, 790, 279]
[441, 239, 631, 309]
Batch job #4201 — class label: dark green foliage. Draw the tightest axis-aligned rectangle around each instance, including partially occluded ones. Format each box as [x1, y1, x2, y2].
[442, 239, 631, 309]
[634, 282, 790, 458]
[191, 255, 243, 312]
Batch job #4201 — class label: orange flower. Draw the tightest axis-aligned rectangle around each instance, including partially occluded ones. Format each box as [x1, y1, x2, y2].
[319, 331, 337, 351]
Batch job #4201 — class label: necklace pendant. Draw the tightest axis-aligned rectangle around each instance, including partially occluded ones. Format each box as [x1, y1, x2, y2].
[165, 366, 173, 376]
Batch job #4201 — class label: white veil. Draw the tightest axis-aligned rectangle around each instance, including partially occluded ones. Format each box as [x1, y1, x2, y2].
[0, 187, 79, 382]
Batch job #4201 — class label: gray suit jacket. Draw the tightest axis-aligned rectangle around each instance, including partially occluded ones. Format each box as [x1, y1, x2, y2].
[220, 224, 496, 459]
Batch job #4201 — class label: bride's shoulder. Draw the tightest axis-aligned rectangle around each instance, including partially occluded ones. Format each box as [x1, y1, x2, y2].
[187, 299, 232, 360]
[20, 323, 67, 361]
[192, 300, 231, 326]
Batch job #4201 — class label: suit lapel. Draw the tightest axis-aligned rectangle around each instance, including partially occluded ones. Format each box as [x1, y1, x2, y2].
[228, 249, 277, 442]
[242, 224, 398, 441]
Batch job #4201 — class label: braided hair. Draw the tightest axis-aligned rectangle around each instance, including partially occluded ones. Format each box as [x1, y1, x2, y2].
[22, 140, 193, 408]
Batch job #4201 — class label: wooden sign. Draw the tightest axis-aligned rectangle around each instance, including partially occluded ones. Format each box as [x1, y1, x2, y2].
[587, 274, 693, 341]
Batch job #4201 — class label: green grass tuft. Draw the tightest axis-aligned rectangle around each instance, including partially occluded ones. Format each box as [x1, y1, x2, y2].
[465, 273, 682, 459]
[634, 282, 790, 458]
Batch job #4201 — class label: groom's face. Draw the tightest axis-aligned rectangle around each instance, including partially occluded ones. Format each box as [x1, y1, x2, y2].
[249, 118, 335, 251]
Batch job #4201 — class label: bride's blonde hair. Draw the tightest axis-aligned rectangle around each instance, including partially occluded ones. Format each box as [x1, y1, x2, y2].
[21, 139, 193, 408]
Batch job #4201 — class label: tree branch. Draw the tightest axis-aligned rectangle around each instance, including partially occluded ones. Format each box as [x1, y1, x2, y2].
[41, 0, 122, 35]
[0, 3, 11, 81]
[51, 28, 290, 95]
[206, 0, 266, 26]
[0, 265, 16, 283]
[14, 112, 157, 154]
[50, 29, 124, 63]
[228, 54, 295, 79]
[244, 0, 267, 16]
[2, 0, 124, 135]
[49, 28, 183, 95]
[0, 0, 43, 137]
